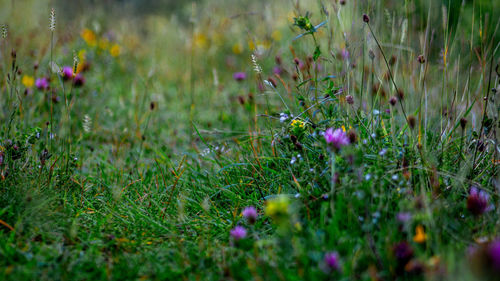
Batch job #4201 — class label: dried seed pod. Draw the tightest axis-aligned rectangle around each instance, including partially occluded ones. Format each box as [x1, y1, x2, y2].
[346, 95, 354, 105]
[389, 96, 397, 106]
[460, 118, 467, 130]
[407, 115, 416, 129]
[363, 14, 370, 23]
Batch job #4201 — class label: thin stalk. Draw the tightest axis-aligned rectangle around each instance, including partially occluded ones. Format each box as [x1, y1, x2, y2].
[471, 54, 495, 173]
[366, 23, 409, 124]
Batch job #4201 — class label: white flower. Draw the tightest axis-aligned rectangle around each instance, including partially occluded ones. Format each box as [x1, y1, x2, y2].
[279, 113, 289, 123]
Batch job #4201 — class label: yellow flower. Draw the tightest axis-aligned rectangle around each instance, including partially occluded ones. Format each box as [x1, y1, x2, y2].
[232, 43, 243, 54]
[193, 32, 208, 49]
[98, 38, 109, 50]
[22, 75, 34, 88]
[248, 40, 256, 51]
[413, 225, 427, 243]
[110, 44, 121, 57]
[291, 119, 305, 129]
[81, 28, 97, 46]
[271, 30, 282, 41]
[265, 196, 290, 217]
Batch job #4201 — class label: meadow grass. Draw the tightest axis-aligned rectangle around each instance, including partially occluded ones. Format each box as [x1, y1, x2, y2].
[0, 0, 499, 280]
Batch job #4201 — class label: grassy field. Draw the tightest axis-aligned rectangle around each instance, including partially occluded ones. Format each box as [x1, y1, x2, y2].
[0, 0, 499, 280]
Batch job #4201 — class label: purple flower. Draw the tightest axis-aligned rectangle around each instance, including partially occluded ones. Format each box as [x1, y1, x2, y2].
[273, 66, 282, 75]
[314, 62, 322, 72]
[73, 74, 85, 87]
[393, 241, 414, 271]
[242, 206, 258, 224]
[467, 187, 490, 216]
[35, 77, 49, 90]
[233, 72, 247, 82]
[324, 128, 350, 150]
[61, 66, 74, 81]
[345, 95, 354, 105]
[230, 226, 247, 241]
[341, 48, 349, 61]
[488, 240, 500, 272]
[293, 58, 305, 69]
[324, 252, 340, 271]
[396, 212, 412, 223]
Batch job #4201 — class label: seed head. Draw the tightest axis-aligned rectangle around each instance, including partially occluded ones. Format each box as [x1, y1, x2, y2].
[73, 52, 79, 75]
[389, 96, 397, 106]
[346, 95, 354, 105]
[251, 54, 262, 74]
[407, 115, 416, 129]
[266, 77, 277, 88]
[347, 129, 357, 143]
[275, 55, 282, 65]
[49, 8, 56, 31]
[362, 14, 370, 23]
[417, 55, 425, 64]
[1, 24, 7, 39]
[460, 118, 467, 130]
[83, 114, 92, 133]
[397, 89, 404, 101]
[389, 55, 397, 66]
[368, 50, 375, 60]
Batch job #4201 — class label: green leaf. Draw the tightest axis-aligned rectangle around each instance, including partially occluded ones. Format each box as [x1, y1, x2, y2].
[313, 46, 321, 61]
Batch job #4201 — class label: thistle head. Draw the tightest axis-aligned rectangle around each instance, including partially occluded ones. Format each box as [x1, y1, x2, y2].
[230, 226, 247, 241]
[362, 14, 370, 23]
[467, 186, 490, 216]
[324, 128, 350, 151]
[242, 206, 258, 224]
[324, 252, 341, 271]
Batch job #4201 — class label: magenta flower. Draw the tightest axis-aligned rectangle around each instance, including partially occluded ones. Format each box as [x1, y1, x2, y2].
[273, 66, 283, 75]
[61, 66, 74, 81]
[467, 187, 490, 216]
[314, 62, 322, 72]
[324, 252, 340, 271]
[341, 48, 349, 61]
[489, 240, 500, 272]
[242, 206, 258, 224]
[73, 74, 85, 87]
[233, 72, 247, 82]
[230, 226, 247, 241]
[396, 212, 412, 223]
[324, 128, 350, 150]
[35, 77, 49, 90]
